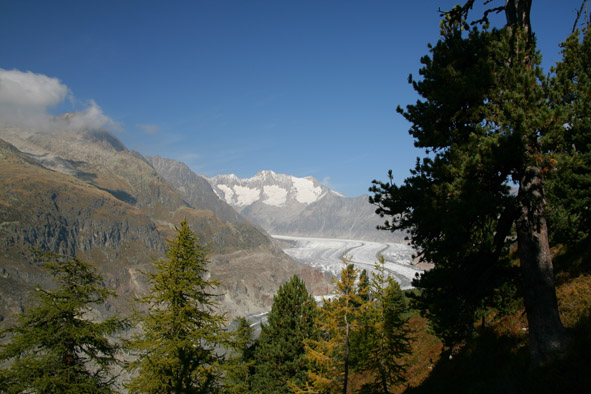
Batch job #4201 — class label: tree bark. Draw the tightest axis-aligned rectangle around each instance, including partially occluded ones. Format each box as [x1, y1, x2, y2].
[503, 0, 569, 366]
[505, 0, 532, 37]
[517, 166, 568, 365]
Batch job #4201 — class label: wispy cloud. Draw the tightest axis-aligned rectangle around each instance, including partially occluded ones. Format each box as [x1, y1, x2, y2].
[0, 68, 120, 132]
[137, 123, 160, 135]
[176, 152, 202, 163]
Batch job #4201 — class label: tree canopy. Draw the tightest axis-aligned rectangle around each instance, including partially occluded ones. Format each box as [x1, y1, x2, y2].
[369, 1, 583, 365]
[0, 253, 127, 394]
[126, 219, 228, 394]
[546, 25, 591, 251]
[251, 274, 319, 394]
[295, 259, 413, 394]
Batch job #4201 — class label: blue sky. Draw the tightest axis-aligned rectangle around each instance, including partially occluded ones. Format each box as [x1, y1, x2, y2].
[0, 0, 585, 197]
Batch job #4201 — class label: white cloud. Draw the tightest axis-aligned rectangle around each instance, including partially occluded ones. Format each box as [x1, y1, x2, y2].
[67, 100, 121, 131]
[0, 68, 69, 108]
[0, 68, 120, 132]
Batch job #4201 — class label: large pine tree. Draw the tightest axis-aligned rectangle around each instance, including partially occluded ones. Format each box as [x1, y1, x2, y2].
[0, 253, 127, 394]
[222, 317, 256, 394]
[251, 275, 319, 394]
[126, 219, 228, 394]
[546, 24, 591, 250]
[370, 1, 574, 364]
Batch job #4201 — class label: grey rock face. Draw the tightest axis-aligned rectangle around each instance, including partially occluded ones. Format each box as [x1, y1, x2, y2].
[147, 155, 250, 226]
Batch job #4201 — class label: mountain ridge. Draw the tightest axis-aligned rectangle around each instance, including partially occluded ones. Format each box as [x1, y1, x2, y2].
[0, 123, 331, 323]
[206, 170, 404, 242]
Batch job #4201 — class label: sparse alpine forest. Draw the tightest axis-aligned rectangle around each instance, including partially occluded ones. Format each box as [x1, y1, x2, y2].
[1, 1, 591, 393]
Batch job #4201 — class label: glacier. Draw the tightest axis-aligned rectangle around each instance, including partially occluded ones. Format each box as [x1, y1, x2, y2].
[273, 235, 422, 289]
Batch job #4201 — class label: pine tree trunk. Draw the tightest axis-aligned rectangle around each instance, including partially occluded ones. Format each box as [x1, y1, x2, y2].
[517, 166, 568, 365]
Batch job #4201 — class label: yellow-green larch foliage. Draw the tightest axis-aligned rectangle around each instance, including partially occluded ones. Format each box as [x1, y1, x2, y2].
[126, 219, 229, 394]
[352, 256, 412, 393]
[293, 258, 365, 394]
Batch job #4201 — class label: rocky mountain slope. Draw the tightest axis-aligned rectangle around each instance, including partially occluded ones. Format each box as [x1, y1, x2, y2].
[0, 122, 330, 324]
[147, 155, 251, 226]
[206, 170, 404, 242]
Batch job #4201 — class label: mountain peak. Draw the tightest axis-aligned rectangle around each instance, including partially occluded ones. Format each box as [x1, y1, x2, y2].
[255, 169, 277, 178]
[204, 169, 397, 242]
[207, 171, 328, 208]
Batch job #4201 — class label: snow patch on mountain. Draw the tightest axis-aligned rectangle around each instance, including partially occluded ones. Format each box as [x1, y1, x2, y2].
[293, 177, 324, 204]
[205, 169, 405, 242]
[233, 185, 260, 207]
[215, 184, 233, 201]
[263, 185, 287, 207]
[206, 170, 327, 208]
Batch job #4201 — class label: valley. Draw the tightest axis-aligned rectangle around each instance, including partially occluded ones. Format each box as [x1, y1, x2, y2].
[273, 235, 421, 289]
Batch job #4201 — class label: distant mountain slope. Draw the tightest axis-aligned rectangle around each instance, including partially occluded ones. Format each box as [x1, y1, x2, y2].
[147, 155, 250, 226]
[0, 138, 162, 322]
[0, 122, 330, 322]
[206, 170, 405, 242]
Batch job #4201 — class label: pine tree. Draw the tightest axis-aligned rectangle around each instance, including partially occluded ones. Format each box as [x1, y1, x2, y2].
[221, 317, 256, 394]
[370, 2, 572, 364]
[126, 219, 228, 394]
[0, 252, 127, 394]
[371, 17, 515, 347]
[251, 275, 319, 394]
[546, 24, 591, 249]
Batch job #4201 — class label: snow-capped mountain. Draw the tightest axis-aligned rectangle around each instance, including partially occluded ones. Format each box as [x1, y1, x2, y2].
[207, 170, 339, 208]
[206, 170, 404, 243]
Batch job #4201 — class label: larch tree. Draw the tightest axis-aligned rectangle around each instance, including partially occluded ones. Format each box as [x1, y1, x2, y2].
[294, 261, 363, 394]
[251, 274, 319, 394]
[370, 1, 575, 365]
[352, 257, 412, 394]
[126, 219, 229, 394]
[0, 253, 128, 394]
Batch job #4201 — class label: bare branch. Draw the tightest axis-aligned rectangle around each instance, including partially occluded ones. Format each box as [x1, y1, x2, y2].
[572, 0, 590, 33]
[439, 0, 504, 26]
